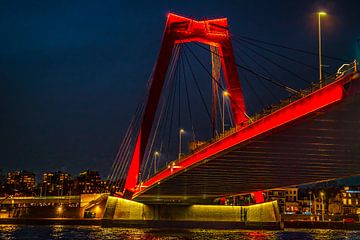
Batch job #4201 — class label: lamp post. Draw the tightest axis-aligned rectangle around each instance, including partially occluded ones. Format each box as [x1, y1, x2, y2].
[222, 91, 229, 133]
[320, 191, 325, 221]
[154, 151, 159, 174]
[318, 11, 327, 87]
[178, 129, 185, 159]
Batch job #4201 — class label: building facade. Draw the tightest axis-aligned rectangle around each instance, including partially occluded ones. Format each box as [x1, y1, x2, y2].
[41, 171, 72, 196]
[6, 171, 36, 195]
[73, 170, 102, 194]
[340, 186, 360, 215]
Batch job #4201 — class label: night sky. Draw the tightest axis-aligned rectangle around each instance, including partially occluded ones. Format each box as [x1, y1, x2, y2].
[1, 0, 359, 179]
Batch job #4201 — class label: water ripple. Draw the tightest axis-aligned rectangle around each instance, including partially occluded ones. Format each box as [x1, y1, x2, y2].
[0, 225, 359, 240]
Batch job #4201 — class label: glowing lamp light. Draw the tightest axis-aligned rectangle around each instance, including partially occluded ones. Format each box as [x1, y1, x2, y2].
[180, 129, 185, 134]
[95, 205, 101, 213]
[57, 206, 63, 213]
[223, 90, 229, 97]
[318, 11, 327, 16]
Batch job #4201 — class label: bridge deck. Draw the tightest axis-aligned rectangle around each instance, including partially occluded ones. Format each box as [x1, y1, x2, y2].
[133, 71, 360, 203]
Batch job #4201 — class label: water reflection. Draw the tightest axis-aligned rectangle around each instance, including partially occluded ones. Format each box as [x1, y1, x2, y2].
[0, 224, 19, 240]
[0, 225, 359, 240]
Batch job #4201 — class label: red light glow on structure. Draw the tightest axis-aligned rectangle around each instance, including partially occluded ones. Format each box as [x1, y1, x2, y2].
[124, 13, 246, 194]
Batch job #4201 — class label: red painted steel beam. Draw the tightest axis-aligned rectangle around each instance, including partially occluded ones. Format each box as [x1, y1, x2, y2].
[132, 73, 359, 198]
[124, 13, 246, 194]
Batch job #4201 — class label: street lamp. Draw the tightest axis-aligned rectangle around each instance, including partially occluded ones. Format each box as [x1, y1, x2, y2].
[222, 91, 229, 133]
[309, 191, 312, 215]
[178, 129, 185, 159]
[318, 11, 327, 87]
[154, 151, 159, 174]
[57, 205, 63, 217]
[320, 191, 325, 221]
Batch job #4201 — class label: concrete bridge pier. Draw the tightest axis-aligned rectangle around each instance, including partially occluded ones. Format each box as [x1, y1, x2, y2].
[102, 196, 283, 229]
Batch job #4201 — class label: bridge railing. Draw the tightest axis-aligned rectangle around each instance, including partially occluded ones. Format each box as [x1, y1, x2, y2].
[248, 60, 358, 124]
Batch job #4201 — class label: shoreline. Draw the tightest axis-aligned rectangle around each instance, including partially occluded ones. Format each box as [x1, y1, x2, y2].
[0, 218, 101, 226]
[0, 218, 359, 230]
[284, 221, 360, 230]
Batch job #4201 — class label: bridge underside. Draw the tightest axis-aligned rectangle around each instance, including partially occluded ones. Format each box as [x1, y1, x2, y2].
[134, 81, 360, 203]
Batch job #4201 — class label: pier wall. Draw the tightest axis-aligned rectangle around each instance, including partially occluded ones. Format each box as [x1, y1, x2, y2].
[103, 197, 281, 229]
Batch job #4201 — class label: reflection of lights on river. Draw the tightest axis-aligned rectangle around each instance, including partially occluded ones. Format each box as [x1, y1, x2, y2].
[51, 225, 65, 239]
[1, 225, 20, 238]
[247, 231, 271, 237]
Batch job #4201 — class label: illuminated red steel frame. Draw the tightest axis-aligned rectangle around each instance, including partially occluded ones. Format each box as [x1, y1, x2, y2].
[123, 13, 247, 195]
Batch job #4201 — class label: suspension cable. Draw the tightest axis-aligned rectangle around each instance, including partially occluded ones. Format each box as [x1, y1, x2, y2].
[182, 46, 214, 124]
[141, 45, 182, 181]
[234, 37, 329, 74]
[233, 34, 350, 62]
[236, 40, 311, 84]
[180, 49, 197, 142]
[233, 45, 280, 102]
[192, 42, 300, 95]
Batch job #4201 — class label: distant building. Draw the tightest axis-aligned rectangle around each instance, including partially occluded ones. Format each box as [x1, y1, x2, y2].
[41, 171, 72, 196]
[6, 170, 36, 195]
[328, 193, 342, 215]
[73, 170, 102, 194]
[285, 188, 298, 202]
[340, 186, 360, 215]
[264, 187, 299, 213]
[284, 188, 299, 213]
[264, 188, 286, 212]
[100, 179, 125, 194]
[298, 198, 311, 214]
[312, 195, 326, 216]
[0, 171, 5, 195]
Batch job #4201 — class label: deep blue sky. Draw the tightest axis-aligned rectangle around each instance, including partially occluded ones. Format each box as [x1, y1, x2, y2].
[1, 0, 359, 179]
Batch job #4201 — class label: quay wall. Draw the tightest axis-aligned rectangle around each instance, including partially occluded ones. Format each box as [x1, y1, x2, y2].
[102, 197, 282, 229]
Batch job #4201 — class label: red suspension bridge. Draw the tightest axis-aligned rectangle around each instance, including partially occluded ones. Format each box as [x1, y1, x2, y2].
[107, 13, 360, 204]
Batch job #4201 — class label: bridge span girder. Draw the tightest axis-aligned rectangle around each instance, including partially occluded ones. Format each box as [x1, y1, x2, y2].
[133, 72, 360, 203]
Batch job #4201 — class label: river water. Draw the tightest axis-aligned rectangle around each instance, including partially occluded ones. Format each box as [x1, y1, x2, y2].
[0, 225, 359, 239]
